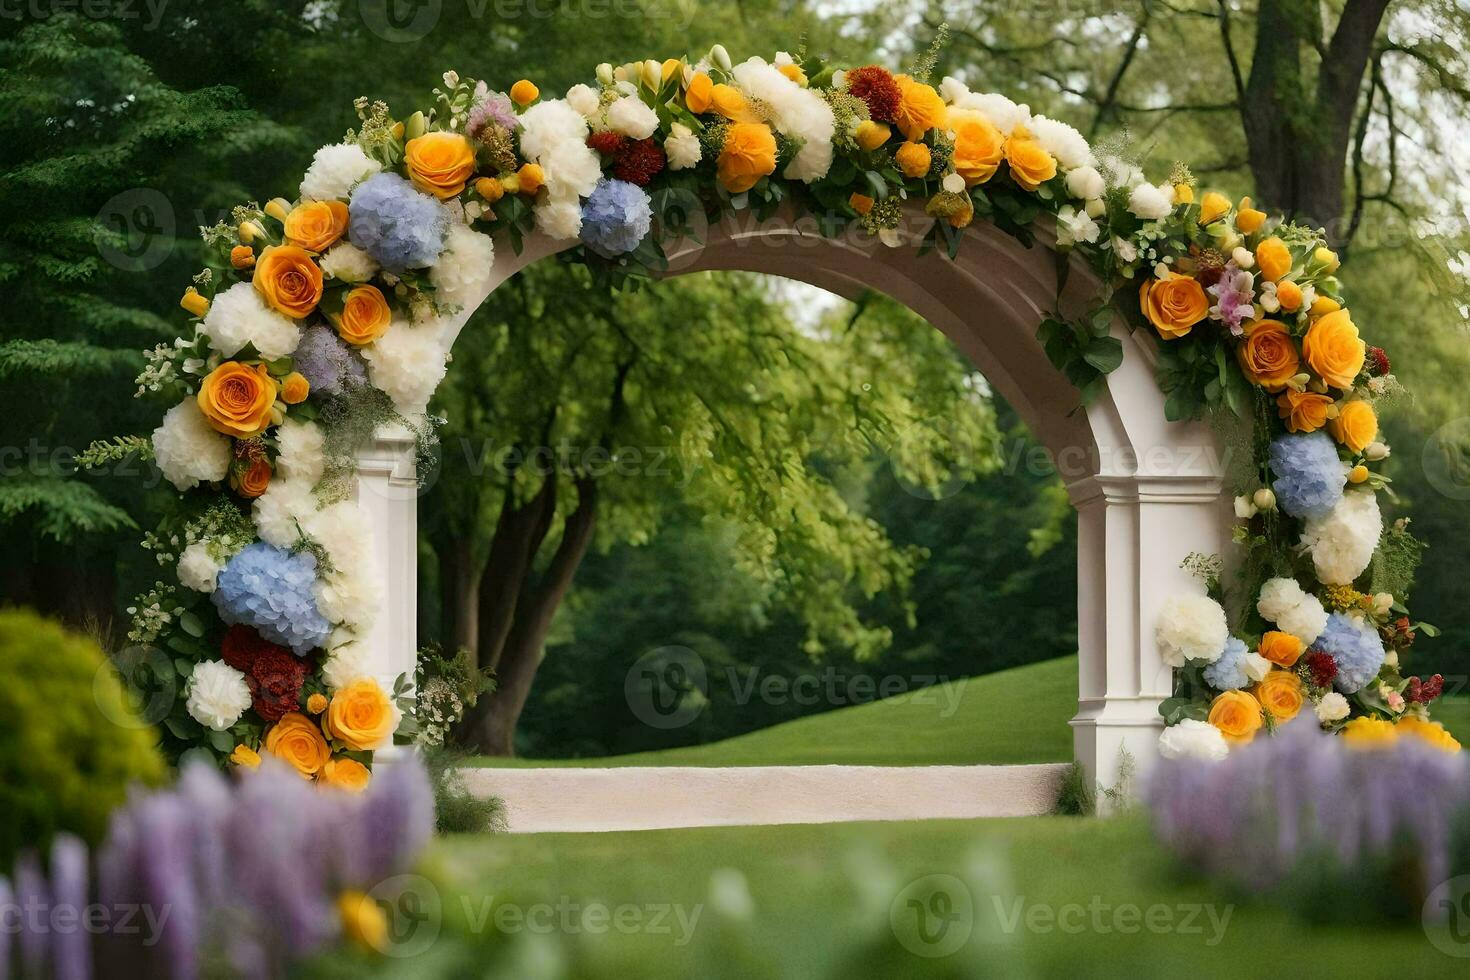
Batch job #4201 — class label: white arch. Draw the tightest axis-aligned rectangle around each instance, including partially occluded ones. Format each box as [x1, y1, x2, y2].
[356, 203, 1230, 802]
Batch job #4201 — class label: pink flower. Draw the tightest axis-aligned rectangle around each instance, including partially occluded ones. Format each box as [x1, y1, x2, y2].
[1207, 262, 1256, 336]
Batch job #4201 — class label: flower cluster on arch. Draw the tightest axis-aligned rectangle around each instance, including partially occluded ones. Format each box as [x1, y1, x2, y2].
[133, 46, 1454, 770]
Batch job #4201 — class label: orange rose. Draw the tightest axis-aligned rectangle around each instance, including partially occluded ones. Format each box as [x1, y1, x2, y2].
[1330, 399, 1377, 453]
[716, 122, 778, 193]
[1139, 271, 1209, 339]
[280, 371, 310, 405]
[1303, 308, 1366, 389]
[264, 711, 330, 778]
[892, 75, 945, 141]
[1258, 630, 1304, 668]
[1253, 670, 1304, 723]
[197, 361, 276, 438]
[232, 456, 272, 498]
[332, 285, 393, 346]
[1208, 689, 1264, 744]
[685, 72, 713, 113]
[895, 141, 931, 178]
[1277, 389, 1333, 433]
[1254, 236, 1292, 282]
[1003, 127, 1057, 191]
[405, 132, 477, 200]
[284, 200, 349, 253]
[322, 677, 397, 751]
[1235, 319, 1300, 391]
[253, 245, 323, 319]
[712, 84, 761, 123]
[949, 111, 1004, 186]
[319, 757, 372, 792]
[230, 245, 256, 269]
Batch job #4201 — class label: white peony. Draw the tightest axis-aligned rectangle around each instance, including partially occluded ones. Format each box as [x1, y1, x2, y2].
[252, 477, 318, 549]
[315, 566, 381, 631]
[1028, 115, 1095, 170]
[321, 641, 373, 691]
[1156, 593, 1229, 667]
[1315, 691, 1350, 722]
[1127, 182, 1174, 220]
[732, 58, 835, 182]
[535, 198, 585, 240]
[303, 499, 371, 572]
[1158, 718, 1229, 761]
[1055, 206, 1100, 246]
[666, 123, 702, 170]
[319, 241, 379, 283]
[519, 99, 602, 203]
[566, 83, 601, 117]
[1301, 491, 1382, 586]
[152, 399, 231, 491]
[299, 142, 382, 202]
[1257, 577, 1328, 645]
[1242, 652, 1273, 683]
[200, 282, 301, 360]
[1064, 166, 1105, 201]
[939, 78, 1032, 134]
[177, 541, 224, 594]
[186, 660, 252, 731]
[429, 223, 495, 311]
[362, 319, 449, 416]
[604, 95, 659, 139]
[275, 419, 327, 486]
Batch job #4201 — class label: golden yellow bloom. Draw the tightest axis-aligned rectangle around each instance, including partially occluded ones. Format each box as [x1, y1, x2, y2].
[475, 177, 504, 203]
[1303, 308, 1366, 389]
[332, 285, 393, 346]
[1310, 295, 1342, 318]
[1003, 127, 1057, 191]
[238, 219, 263, 244]
[1349, 464, 1369, 484]
[1173, 183, 1194, 205]
[1253, 671, 1305, 723]
[232, 456, 272, 499]
[404, 132, 477, 200]
[280, 371, 310, 405]
[1275, 279, 1303, 312]
[319, 757, 372, 793]
[1255, 236, 1292, 282]
[1396, 716, 1462, 753]
[307, 692, 329, 715]
[892, 75, 946, 141]
[1330, 399, 1378, 453]
[197, 361, 276, 438]
[661, 58, 681, 82]
[253, 244, 323, 319]
[230, 245, 256, 270]
[1314, 246, 1341, 273]
[264, 711, 331, 778]
[230, 744, 262, 769]
[1234, 196, 1267, 234]
[854, 120, 891, 152]
[338, 890, 388, 953]
[684, 72, 713, 113]
[716, 122, 778, 193]
[895, 141, 931, 178]
[949, 201, 974, 229]
[264, 197, 291, 222]
[1139, 271, 1209, 340]
[948, 112, 1004, 186]
[1258, 630, 1305, 668]
[510, 79, 539, 105]
[322, 678, 397, 752]
[711, 84, 759, 123]
[777, 62, 807, 86]
[1277, 389, 1334, 433]
[180, 287, 210, 318]
[1198, 191, 1231, 225]
[516, 163, 545, 195]
[1208, 689, 1264, 744]
[849, 192, 875, 215]
[1340, 716, 1398, 748]
[1235, 319, 1300, 391]
[284, 200, 349, 253]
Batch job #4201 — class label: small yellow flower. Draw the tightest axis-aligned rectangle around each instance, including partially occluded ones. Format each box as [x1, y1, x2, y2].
[280, 371, 310, 405]
[516, 163, 545, 195]
[1313, 246, 1341, 273]
[894, 142, 932, 179]
[849, 192, 875, 215]
[1340, 716, 1398, 748]
[1197, 191, 1230, 225]
[475, 177, 504, 203]
[230, 245, 256, 269]
[1234, 196, 1267, 234]
[777, 62, 807, 86]
[1348, 464, 1369, 484]
[337, 890, 388, 953]
[1172, 183, 1194, 205]
[180, 287, 210, 318]
[854, 120, 891, 152]
[264, 197, 292, 222]
[230, 744, 262, 769]
[510, 79, 539, 106]
[307, 692, 329, 715]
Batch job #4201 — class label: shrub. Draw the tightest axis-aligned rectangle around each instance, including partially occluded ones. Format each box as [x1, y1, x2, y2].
[0, 609, 166, 870]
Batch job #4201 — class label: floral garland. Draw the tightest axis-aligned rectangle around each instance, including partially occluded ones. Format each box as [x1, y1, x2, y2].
[129, 45, 1455, 780]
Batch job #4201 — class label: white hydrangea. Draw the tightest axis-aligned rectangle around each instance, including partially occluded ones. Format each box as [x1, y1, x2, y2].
[276, 419, 327, 486]
[566, 83, 600, 117]
[1257, 577, 1328, 645]
[303, 499, 371, 572]
[1127, 182, 1174, 220]
[604, 95, 659, 139]
[535, 198, 585, 240]
[1064, 166, 1105, 201]
[319, 241, 379, 283]
[1156, 593, 1228, 667]
[1027, 115, 1095, 170]
[315, 566, 381, 631]
[299, 142, 382, 202]
[1302, 491, 1382, 585]
[939, 77, 1031, 134]
[1158, 718, 1229, 761]
[152, 399, 231, 491]
[732, 57, 835, 182]
[251, 477, 318, 549]
[430, 223, 495, 311]
[1315, 691, 1350, 722]
[177, 540, 224, 594]
[666, 122, 702, 170]
[200, 282, 301, 360]
[362, 319, 449, 416]
[186, 660, 252, 731]
[321, 641, 373, 691]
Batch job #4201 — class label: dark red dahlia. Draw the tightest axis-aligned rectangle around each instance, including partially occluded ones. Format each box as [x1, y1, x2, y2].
[247, 648, 308, 722]
[1304, 650, 1338, 689]
[1407, 674, 1444, 704]
[1366, 345, 1390, 377]
[220, 624, 287, 674]
[845, 65, 901, 123]
[586, 131, 627, 156]
[613, 138, 666, 186]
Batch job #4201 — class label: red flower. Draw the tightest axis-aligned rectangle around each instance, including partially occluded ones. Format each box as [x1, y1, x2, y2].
[1367, 345, 1391, 377]
[248, 648, 308, 722]
[1407, 674, 1444, 704]
[613, 138, 666, 186]
[845, 65, 901, 123]
[220, 624, 288, 674]
[586, 131, 627, 156]
[1303, 650, 1338, 689]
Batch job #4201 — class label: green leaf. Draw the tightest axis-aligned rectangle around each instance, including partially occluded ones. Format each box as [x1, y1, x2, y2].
[1082, 336, 1124, 374]
[180, 610, 205, 638]
[208, 728, 235, 752]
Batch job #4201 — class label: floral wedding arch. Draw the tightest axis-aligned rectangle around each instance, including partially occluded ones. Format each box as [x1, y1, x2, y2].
[124, 46, 1458, 796]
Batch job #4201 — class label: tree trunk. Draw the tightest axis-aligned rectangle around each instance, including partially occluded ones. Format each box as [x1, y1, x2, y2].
[436, 532, 481, 655]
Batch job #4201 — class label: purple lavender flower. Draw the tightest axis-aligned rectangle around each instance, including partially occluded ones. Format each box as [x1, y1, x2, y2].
[1207, 262, 1255, 336]
[579, 179, 653, 258]
[292, 323, 367, 398]
[467, 88, 517, 141]
[212, 542, 330, 655]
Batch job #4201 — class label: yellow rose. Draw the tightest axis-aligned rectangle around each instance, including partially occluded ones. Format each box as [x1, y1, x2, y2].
[716, 122, 778, 193]
[232, 456, 272, 499]
[516, 163, 545, 196]
[1303, 308, 1366, 389]
[307, 692, 328, 714]
[1339, 716, 1398, 748]
[198, 361, 276, 438]
[253, 244, 323, 319]
[1330, 399, 1377, 453]
[338, 890, 388, 952]
[1253, 671, 1304, 723]
[1277, 389, 1333, 433]
[1254, 236, 1292, 282]
[280, 371, 310, 405]
[1396, 716, 1462, 753]
[264, 711, 331, 778]
[230, 245, 256, 269]
[711, 84, 759, 123]
[849, 192, 875, 215]
[405, 132, 477, 200]
[1235, 319, 1300, 391]
[322, 677, 397, 751]
[510, 79, 539, 106]
[895, 141, 931, 178]
[854, 120, 891, 152]
[1234, 196, 1267, 234]
[180, 287, 210, 318]
[475, 176, 504, 203]
[1275, 279, 1304, 312]
[684, 72, 713, 113]
[1208, 690, 1264, 744]
[230, 744, 262, 769]
[1139, 271, 1209, 340]
[332, 284, 393, 346]
[319, 756, 372, 793]
[1258, 630, 1304, 668]
[284, 200, 349, 253]
[1198, 191, 1230, 225]
[949, 111, 1004, 186]
[892, 75, 946, 141]
[1003, 128, 1057, 192]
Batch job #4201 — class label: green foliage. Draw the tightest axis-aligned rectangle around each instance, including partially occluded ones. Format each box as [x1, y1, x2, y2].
[1053, 761, 1096, 816]
[1370, 519, 1426, 602]
[423, 746, 506, 834]
[0, 609, 166, 870]
[0, 475, 137, 542]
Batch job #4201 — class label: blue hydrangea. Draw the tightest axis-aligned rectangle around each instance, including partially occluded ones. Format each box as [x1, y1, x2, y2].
[579, 179, 653, 258]
[212, 542, 330, 656]
[1311, 612, 1386, 694]
[292, 323, 366, 397]
[1202, 637, 1251, 690]
[348, 172, 450, 272]
[1268, 431, 1345, 520]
